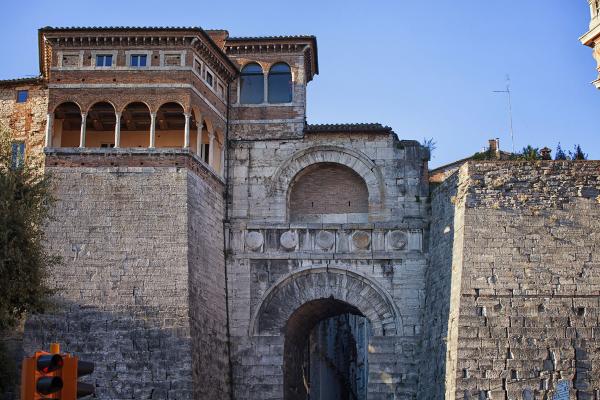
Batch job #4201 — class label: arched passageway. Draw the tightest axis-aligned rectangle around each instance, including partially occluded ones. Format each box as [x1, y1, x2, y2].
[252, 268, 399, 400]
[285, 298, 370, 400]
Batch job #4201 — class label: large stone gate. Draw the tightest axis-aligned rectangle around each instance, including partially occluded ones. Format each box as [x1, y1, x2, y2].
[1, 25, 599, 400]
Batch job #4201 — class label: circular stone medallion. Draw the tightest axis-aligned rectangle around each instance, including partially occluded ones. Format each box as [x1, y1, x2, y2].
[388, 230, 407, 250]
[352, 230, 371, 249]
[315, 230, 335, 250]
[280, 230, 298, 250]
[245, 231, 264, 251]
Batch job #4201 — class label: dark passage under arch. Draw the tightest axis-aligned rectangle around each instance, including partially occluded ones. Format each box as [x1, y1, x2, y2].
[284, 298, 370, 400]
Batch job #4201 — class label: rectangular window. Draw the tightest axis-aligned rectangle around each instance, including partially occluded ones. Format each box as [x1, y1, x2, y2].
[62, 54, 80, 67]
[96, 54, 113, 67]
[164, 54, 181, 66]
[203, 143, 210, 163]
[11, 141, 25, 169]
[218, 83, 225, 98]
[205, 71, 214, 87]
[100, 143, 115, 148]
[130, 54, 147, 67]
[16, 90, 28, 103]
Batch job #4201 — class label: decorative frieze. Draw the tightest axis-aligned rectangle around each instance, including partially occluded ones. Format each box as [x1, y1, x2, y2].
[236, 226, 422, 256]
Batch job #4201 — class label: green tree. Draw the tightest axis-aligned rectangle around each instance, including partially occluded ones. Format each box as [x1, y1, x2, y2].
[554, 143, 568, 160]
[0, 126, 58, 330]
[568, 144, 588, 160]
[518, 145, 540, 161]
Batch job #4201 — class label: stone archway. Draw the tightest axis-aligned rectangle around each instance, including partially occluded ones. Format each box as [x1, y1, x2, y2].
[268, 146, 386, 221]
[251, 267, 400, 337]
[250, 267, 399, 400]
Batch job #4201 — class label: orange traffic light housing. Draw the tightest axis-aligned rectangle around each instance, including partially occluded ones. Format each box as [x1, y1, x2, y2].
[21, 347, 64, 399]
[61, 356, 95, 398]
[21, 344, 94, 400]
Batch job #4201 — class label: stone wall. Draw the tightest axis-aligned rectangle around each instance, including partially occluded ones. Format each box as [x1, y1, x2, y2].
[187, 169, 230, 399]
[226, 131, 430, 399]
[23, 150, 229, 400]
[0, 81, 48, 159]
[420, 168, 465, 399]
[427, 161, 600, 399]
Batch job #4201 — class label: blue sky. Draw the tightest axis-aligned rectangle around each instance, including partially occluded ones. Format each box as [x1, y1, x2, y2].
[1, 1, 597, 166]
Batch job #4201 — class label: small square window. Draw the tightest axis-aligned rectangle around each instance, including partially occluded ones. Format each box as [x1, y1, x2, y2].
[131, 54, 147, 67]
[62, 54, 80, 67]
[205, 71, 214, 87]
[11, 141, 25, 168]
[96, 54, 113, 67]
[16, 90, 28, 103]
[164, 54, 181, 66]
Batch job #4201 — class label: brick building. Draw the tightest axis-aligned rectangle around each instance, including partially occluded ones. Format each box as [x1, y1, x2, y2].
[1, 25, 599, 400]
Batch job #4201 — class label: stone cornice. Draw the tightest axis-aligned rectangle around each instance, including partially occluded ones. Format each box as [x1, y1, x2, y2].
[39, 27, 239, 82]
[580, 20, 600, 46]
[224, 37, 318, 82]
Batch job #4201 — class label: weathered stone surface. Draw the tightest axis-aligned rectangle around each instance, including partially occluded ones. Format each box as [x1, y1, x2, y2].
[422, 161, 600, 400]
[22, 152, 229, 400]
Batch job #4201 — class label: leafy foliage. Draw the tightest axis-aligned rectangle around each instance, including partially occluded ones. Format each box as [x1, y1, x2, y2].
[0, 126, 58, 330]
[0, 341, 16, 394]
[519, 145, 540, 161]
[471, 148, 496, 160]
[421, 137, 437, 158]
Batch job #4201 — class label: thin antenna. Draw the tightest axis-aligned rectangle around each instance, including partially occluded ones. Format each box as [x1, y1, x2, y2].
[493, 75, 515, 153]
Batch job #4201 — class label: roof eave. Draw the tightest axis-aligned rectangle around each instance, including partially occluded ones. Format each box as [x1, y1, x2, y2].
[38, 26, 240, 80]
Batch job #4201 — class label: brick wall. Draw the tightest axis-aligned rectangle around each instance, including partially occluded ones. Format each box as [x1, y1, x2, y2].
[289, 162, 369, 221]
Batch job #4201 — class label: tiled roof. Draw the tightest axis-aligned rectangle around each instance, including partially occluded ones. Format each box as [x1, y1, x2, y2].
[40, 26, 203, 31]
[0, 76, 43, 85]
[305, 123, 393, 134]
[227, 35, 316, 41]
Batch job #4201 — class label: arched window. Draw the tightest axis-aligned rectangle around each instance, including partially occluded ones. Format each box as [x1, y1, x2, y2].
[268, 63, 292, 103]
[240, 63, 264, 104]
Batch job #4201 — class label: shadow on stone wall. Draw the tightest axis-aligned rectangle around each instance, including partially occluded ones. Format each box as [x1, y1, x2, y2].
[13, 299, 193, 400]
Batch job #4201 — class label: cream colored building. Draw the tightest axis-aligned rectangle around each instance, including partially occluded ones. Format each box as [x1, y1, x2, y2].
[581, 0, 600, 88]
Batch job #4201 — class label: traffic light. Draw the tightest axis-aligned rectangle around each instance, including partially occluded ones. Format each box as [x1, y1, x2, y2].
[21, 344, 64, 399]
[61, 356, 95, 398]
[21, 343, 94, 400]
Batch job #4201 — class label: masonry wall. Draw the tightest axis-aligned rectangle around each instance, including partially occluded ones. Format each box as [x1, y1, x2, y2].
[226, 131, 430, 399]
[431, 161, 600, 399]
[23, 151, 229, 400]
[0, 82, 47, 158]
[420, 169, 463, 399]
[187, 169, 230, 399]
